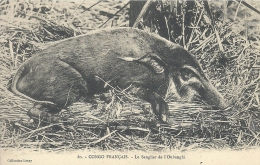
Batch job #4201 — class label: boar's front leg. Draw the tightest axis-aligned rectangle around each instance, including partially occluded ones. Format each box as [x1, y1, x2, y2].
[132, 87, 169, 123]
[118, 54, 170, 123]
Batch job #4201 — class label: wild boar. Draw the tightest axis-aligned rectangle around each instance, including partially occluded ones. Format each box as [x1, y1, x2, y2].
[11, 27, 227, 123]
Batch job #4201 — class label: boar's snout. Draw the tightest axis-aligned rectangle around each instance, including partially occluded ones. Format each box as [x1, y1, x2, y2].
[202, 82, 227, 109]
[173, 65, 227, 109]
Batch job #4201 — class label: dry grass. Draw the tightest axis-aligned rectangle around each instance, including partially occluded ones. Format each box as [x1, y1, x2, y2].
[0, 0, 259, 152]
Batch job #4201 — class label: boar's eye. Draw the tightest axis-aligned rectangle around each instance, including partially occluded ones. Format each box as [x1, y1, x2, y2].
[180, 65, 202, 82]
[180, 68, 195, 81]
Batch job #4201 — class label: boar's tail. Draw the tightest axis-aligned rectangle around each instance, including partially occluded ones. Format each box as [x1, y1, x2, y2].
[11, 65, 55, 105]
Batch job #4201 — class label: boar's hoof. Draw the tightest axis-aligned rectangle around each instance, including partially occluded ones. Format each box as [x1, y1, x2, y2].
[150, 97, 169, 124]
[27, 104, 62, 124]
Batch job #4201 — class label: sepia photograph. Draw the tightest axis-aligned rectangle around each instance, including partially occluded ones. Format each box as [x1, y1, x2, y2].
[0, 0, 259, 164]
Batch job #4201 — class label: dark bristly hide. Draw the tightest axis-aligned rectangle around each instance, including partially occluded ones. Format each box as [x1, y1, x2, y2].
[11, 28, 227, 123]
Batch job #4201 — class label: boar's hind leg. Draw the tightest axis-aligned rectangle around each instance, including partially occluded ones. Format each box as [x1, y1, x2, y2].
[27, 59, 90, 123]
[132, 88, 169, 123]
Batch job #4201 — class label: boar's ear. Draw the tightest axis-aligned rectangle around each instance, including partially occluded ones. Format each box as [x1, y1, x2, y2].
[118, 54, 167, 74]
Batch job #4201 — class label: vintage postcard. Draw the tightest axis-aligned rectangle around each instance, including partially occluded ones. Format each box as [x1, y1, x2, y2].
[0, 0, 259, 164]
